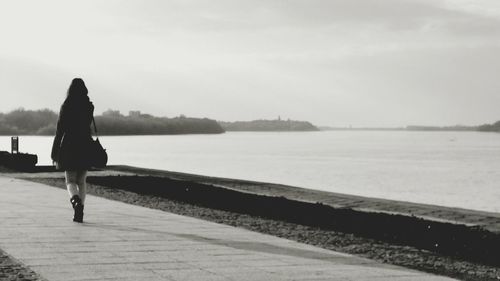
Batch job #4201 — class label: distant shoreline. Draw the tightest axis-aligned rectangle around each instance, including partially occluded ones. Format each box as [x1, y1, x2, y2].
[219, 119, 319, 132]
[3, 108, 500, 134]
[320, 125, 478, 132]
[0, 129, 497, 137]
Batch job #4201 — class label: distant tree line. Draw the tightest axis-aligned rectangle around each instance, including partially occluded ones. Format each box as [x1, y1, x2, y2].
[95, 110, 224, 135]
[0, 109, 58, 135]
[219, 119, 319, 131]
[0, 108, 224, 135]
[477, 121, 500, 132]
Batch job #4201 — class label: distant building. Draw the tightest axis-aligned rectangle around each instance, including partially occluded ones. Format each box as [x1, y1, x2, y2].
[102, 109, 122, 117]
[129, 110, 141, 117]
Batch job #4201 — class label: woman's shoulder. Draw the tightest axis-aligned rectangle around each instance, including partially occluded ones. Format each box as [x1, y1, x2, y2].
[60, 96, 93, 114]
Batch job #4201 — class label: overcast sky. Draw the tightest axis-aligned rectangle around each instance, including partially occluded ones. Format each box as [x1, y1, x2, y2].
[0, 0, 499, 127]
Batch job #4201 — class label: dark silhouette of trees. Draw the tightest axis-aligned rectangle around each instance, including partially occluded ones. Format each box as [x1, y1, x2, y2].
[0, 108, 224, 135]
[0, 108, 58, 135]
[0, 109, 322, 135]
[477, 121, 500, 132]
[219, 119, 319, 132]
[94, 114, 224, 135]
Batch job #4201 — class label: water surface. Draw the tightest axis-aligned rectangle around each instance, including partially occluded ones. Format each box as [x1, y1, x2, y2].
[2, 131, 499, 213]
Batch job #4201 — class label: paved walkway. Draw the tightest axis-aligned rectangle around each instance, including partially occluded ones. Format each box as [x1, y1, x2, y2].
[0, 176, 456, 281]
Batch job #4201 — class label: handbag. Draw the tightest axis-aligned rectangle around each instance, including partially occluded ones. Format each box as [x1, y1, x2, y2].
[90, 117, 108, 168]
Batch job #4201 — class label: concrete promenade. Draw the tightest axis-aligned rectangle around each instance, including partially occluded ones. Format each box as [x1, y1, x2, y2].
[0, 176, 456, 281]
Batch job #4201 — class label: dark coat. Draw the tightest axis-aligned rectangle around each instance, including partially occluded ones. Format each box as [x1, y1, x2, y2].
[51, 95, 94, 171]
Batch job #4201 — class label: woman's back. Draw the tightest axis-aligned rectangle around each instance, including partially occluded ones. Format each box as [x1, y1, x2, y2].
[52, 78, 94, 171]
[59, 95, 93, 137]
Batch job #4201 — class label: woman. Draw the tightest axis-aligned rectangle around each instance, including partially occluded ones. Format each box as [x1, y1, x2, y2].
[51, 78, 94, 223]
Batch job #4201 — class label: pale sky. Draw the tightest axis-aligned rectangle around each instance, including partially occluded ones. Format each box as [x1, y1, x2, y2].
[0, 0, 499, 127]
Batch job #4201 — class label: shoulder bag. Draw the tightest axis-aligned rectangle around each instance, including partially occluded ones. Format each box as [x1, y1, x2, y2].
[90, 117, 108, 168]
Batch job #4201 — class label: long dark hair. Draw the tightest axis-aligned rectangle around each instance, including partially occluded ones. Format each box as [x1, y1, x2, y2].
[66, 78, 88, 100]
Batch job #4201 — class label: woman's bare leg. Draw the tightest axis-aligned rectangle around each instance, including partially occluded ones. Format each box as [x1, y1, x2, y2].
[65, 171, 79, 198]
[76, 170, 88, 204]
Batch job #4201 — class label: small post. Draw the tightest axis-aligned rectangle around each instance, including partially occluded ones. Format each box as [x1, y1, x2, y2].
[11, 136, 19, 154]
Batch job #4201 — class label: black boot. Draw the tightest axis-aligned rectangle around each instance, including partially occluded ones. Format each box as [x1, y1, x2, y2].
[70, 195, 84, 223]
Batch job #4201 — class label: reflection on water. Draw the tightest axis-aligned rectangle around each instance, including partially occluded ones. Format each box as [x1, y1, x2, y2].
[2, 131, 500, 213]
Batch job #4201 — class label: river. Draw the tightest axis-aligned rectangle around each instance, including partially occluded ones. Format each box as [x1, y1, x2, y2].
[2, 131, 500, 213]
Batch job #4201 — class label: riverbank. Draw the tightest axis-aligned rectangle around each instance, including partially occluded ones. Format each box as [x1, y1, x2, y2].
[2, 165, 500, 280]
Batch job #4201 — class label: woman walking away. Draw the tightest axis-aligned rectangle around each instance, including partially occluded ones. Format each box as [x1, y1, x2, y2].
[51, 78, 94, 223]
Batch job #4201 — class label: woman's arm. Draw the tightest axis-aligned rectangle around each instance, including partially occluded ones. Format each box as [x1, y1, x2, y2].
[51, 105, 66, 161]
